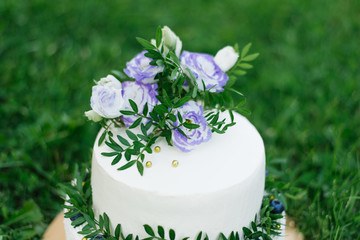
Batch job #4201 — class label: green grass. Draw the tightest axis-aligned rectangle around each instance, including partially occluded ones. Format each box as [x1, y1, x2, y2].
[1, 0, 359, 239]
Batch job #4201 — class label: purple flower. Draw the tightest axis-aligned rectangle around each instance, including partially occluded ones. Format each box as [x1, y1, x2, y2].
[172, 101, 212, 152]
[180, 51, 229, 93]
[121, 81, 158, 127]
[124, 51, 164, 84]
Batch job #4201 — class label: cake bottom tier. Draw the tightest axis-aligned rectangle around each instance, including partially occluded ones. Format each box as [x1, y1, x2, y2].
[63, 211, 286, 240]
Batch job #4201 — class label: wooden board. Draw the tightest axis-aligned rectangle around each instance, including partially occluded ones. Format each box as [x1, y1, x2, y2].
[43, 213, 304, 240]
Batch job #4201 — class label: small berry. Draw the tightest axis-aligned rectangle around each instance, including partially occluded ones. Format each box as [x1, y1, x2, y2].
[265, 170, 269, 177]
[92, 234, 104, 240]
[270, 200, 285, 214]
[70, 212, 83, 221]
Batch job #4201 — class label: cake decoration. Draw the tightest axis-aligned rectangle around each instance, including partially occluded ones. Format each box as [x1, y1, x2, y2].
[85, 25, 258, 175]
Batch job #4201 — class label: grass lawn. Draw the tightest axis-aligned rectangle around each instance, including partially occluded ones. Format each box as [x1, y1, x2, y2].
[1, 0, 359, 239]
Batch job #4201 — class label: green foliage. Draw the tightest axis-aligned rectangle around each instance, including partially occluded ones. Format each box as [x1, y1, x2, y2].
[1, 0, 359, 239]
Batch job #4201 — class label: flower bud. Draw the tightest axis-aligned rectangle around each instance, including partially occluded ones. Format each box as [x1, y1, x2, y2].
[214, 46, 239, 72]
[162, 26, 178, 51]
[84, 110, 102, 122]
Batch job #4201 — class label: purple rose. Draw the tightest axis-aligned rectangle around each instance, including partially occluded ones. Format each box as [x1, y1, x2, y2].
[121, 81, 158, 127]
[180, 51, 229, 93]
[172, 101, 212, 152]
[124, 51, 164, 84]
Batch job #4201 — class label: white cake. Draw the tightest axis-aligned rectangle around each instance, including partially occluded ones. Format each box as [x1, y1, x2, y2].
[64, 112, 276, 239]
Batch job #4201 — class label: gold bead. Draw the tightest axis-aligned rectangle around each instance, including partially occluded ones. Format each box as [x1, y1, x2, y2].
[276, 224, 281, 230]
[146, 161, 152, 168]
[172, 160, 179, 167]
[154, 146, 161, 153]
[270, 195, 275, 201]
[82, 181, 85, 186]
[185, 119, 192, 124]
[82, 238, 87, 240]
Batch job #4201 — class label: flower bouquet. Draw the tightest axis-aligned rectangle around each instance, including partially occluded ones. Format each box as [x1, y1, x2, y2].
[84, 26, 259, 175]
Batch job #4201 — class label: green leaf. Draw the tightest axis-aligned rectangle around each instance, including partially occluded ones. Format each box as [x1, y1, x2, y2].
[129, 99, 138, 113]
[174, 96, 190, 108]
[143, 103, 149, 117]
[149, 111, 160, 122]
[144, 224, 155, 236]
[156, 26, 162, 48]
[154, 104, 168, 115]
[125, 234, 134, 240]
[229, 110, 234, 123]
[192, 84, 198, 98]
[170, 68, 178, 80]
[169, 229, 176, 240]
[169, 114, 177, 122]
[111, 153, 122, 165]
[71, 216, 86, 226]
[105, 141, 124, 152]
[242, 53, 259, 61]
[158, 226, 165, 238]
[136, 37, 156, 50]
[238, 63, 253, 69]
[126, 130, 138, 141]
[196, 231, 202, 240]
[137, 161, 144, 176]
[242, 227, 252, 236]
[124, 150, 131, 161]
[177, 127, 187, 137]
[130, 118, 142, 129]
[118, 160, 136, 171]
[101, 152, 118, 157]
[162, 89, 172, 107]
[115, 224, 121, 239]
[98, 130, 107, 146]
[177, 111, 183, 122]
[104, 213, 111, 233]
[251, 221, 257, 232]
[120, 110, 136, 115]
[228, 88, 244, 96]
[183, 122, 200, 129]
[234, 70, 247, 76]
[241, 42, 252, 58]
[117, 135, 131, 147]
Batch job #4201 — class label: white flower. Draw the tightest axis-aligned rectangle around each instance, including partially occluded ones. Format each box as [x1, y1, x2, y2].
[152, 26, 182, 57]
[214, 46, 239, 72]
[97, 74, 122, 89]
[162, 26, 178, 50]
[84, 110, 102, 122]
[90, 76, 124, 118]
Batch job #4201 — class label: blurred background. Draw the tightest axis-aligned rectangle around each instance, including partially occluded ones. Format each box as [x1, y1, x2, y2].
[1, 0, 359, 239]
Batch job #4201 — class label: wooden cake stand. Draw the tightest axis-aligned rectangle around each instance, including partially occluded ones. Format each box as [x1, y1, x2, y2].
[43, 212, 304, 240]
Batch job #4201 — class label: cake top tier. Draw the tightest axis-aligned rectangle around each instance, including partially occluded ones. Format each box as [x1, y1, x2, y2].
[93, 112, 264, 195]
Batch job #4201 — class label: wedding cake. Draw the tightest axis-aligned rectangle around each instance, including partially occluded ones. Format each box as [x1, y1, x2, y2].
[62, 26, 285, 240]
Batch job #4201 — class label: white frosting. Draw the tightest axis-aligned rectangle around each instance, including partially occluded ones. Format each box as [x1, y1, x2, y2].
[90, 113, 266, 239]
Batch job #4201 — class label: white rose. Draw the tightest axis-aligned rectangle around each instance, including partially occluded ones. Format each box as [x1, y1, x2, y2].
[84, 110, 102, 122]
[90, 77, 124, 118]
[214, 46, 239, 72]
[97, 74, 122, 89]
